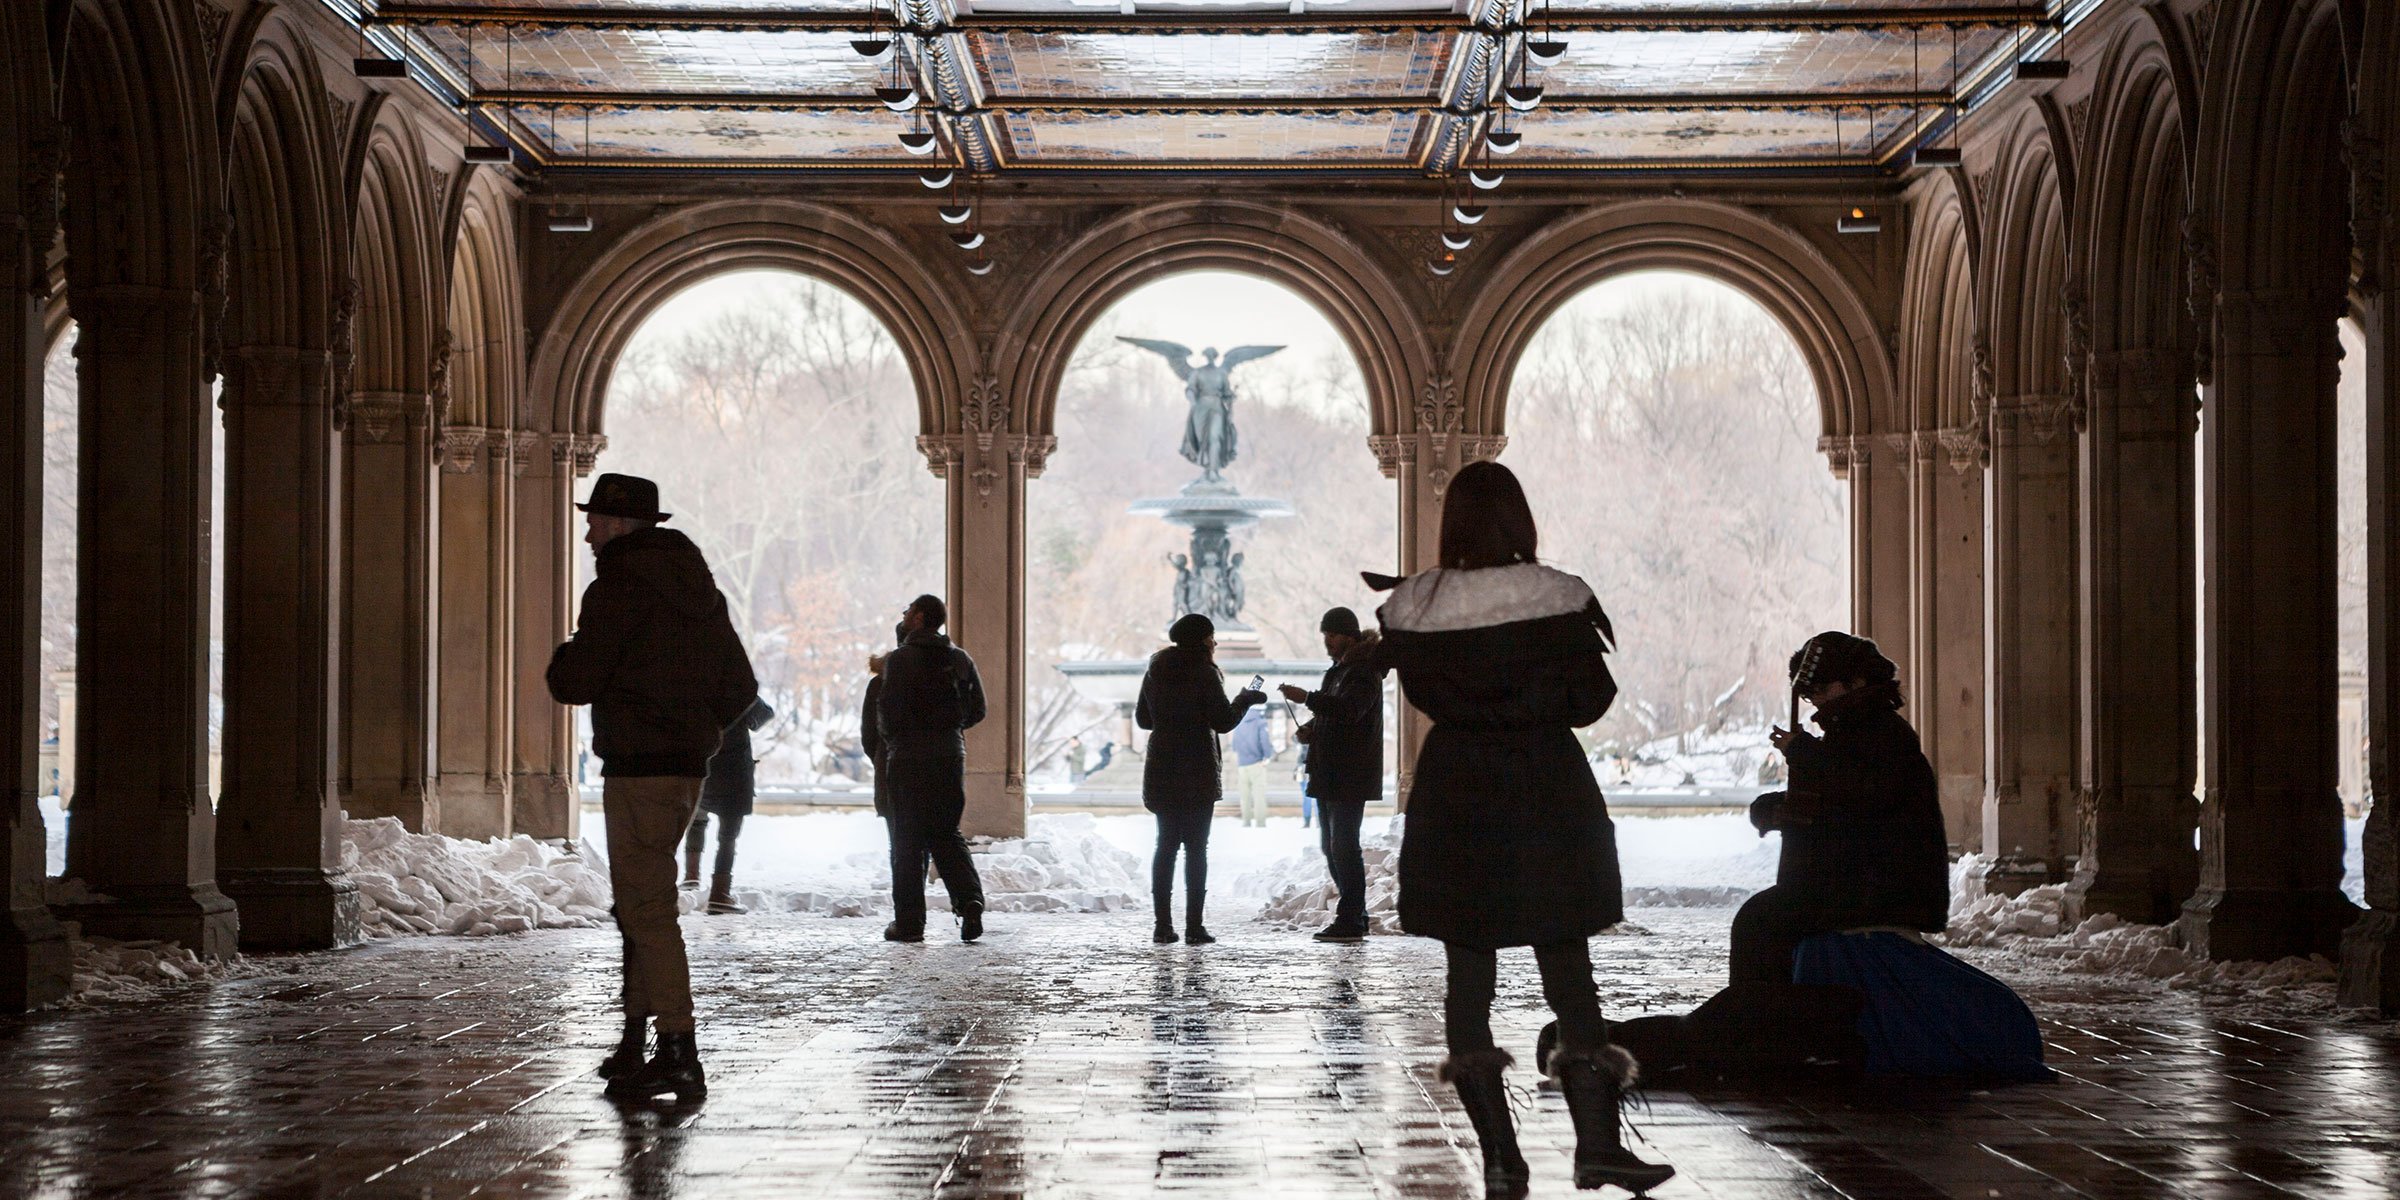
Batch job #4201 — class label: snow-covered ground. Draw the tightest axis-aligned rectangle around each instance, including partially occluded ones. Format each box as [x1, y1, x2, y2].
[1601, 723, 1782, 790]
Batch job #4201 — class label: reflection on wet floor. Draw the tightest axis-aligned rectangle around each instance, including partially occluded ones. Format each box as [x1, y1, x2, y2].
[2, 909, 2395, 1198]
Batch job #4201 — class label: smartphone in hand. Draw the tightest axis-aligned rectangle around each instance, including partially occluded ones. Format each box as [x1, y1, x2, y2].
[1247, 674, 1266, 693]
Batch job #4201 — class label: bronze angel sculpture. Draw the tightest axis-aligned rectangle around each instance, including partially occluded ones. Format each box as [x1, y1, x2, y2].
[1118, 338, 1285, 485]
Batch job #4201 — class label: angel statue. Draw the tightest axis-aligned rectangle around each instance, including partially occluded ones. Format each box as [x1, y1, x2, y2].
[1118, 337, 1285, 486]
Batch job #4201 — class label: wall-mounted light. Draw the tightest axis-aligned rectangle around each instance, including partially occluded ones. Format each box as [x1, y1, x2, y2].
[1838, 207, 1883, 234]
[546, 212, 594, 233]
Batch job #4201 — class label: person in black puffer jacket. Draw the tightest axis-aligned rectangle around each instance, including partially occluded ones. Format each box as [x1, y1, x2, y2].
[1136, 613, 1265, 946]
[876, 594, 988, 944]
[1737, 631, 1949, 984]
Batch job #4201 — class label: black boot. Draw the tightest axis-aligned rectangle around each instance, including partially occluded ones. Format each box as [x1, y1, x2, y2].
[958, 899, 984, 943]
[1153, 889, 1177, 943]
[884, 922, 924, 942]
[605, 1030, 707, 1102]
[1549, 1045, 1674, 1194]
[1440, 1049, 1529, 1199]
[1184, 891, 1214, 945]
[597, 1015, 647, 1080]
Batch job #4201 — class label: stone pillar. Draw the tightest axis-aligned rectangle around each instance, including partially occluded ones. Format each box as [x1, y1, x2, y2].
[511, 433, 579, 841]
[1982, 395, 2080, 893]
[1, 190, 71, 1007]
[434, 426, 515, 839]
[2341, 286, 2400, 1008]
[212, 346, 359, 950]
[1911, 428, 1987, 852]
[340, 391, 436, 830]
[923, 394, 1047, 839]
[58, 286, 237, 955]
[1831, 435, 1914, 672]
[2183, 292, 2358, 960]
[2072, 349, 2200, 924]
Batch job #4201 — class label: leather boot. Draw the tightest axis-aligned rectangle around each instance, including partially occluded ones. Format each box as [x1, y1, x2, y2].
[606, 1030, 707, 1102]
[957, 899, 984, 943]
[1440, 1049, 1529, 1199]
[1152, 887, 1177, 944]
[597, 1014, 647, 1080]
[1548, 1045, 1674, 1194]
[1183, 889, 1215, 945]
[706, 874, 741, 915]
[681, 846, 702, 889]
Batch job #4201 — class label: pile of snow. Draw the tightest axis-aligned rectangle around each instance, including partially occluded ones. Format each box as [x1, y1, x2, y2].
[344, 817, 613, 937]
[1941, 854, 2337, 1001]
[70, 937, 261, 1003]
[1599, 723, 1778, 790]
[1246, 818, 1406, 934]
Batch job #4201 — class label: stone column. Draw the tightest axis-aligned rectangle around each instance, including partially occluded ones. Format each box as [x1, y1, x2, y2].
[434, 426, 515, 839]
[2071, 348, 2200, 923]
[2341, 285, 2400, 1008]
[1, 191, 70, 1007]
[510, 433, 579, 841]
[1982, 394, 2081, 893]
[923, 394, 1046, 839]
[1831, 435, 1914, 673]
[2183, 292, 2358, 960]
[58, 286, 237, 955]
[340, 390, 436, 830]
[1911, 428, 1987, 852]
[212, 345, 359, 950]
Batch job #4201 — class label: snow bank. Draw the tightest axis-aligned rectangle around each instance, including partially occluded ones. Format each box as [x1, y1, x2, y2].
[69, 937, 265, 1003]
[344, 817, 613, 937]
[1245, 818, 1406, 934]
[1942, 854, 2337, 1003]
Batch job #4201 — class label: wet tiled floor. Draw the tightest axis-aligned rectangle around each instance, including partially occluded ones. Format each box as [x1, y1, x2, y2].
[3, 909, 2396, 1199]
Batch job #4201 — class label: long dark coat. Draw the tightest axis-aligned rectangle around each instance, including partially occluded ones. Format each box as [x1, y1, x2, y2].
[701, 698, 775, 817]
[1300, 630, 1386, 803]
[1378, 564, 1624, 948]
[876, 631, 986, 821]
[1752, 685, 1948, 931]
[1135, 645, 1261, 813]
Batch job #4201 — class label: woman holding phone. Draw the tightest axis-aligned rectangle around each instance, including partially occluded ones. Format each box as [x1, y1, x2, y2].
[1135, 613, 1267, 944]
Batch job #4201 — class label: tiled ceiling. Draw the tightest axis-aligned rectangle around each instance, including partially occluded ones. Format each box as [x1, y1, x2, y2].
[362, 0, 2054, 173]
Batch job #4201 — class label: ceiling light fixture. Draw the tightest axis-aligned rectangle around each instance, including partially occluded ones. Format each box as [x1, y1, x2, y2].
[1469, 167, 1505, 190]
[877, 86, 919, 112]
[967, 256, 995, 277]
[1441, 231, 1473, 251]
[2012, 18, 2068, 80]
[546, 212, 594, 233]
[1486, 128, 1522, 155]
[1428, 253, 1456, 277]
[950, 229, 985, 251]
[1526, 38, 1568, 67]
[1453, 202, 1487, 224]
[853, 36, 891, 58]
[1503, 84, 1543, 112]
[355, 18, 408, 77]
[1838, 207, 1882, 234]
[899, 129, 937, 154]
[938, 204, 973, 225]
[1913, 146, 1963, 167]
[919, 169, 954, 189]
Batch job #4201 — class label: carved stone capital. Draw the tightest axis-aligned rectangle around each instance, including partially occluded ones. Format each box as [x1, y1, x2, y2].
[1818, 433, 1868, 475]
[1010, 433, 1057, 479]
[507, 430, 542, 475]
[441, 427, 488, 474]
[1934, 423, 1989, 473]
[349, 391, 430, 444]
[1366, 434, 1406, 478]
[1458, 435, 1506, 465]
[916, 433, 965, 479]
[569, 433, 607, 477]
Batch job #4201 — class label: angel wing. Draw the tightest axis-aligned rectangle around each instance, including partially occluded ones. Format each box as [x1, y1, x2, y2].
[1117, 337, 1196, 381]
[1219, 344, 1286, 372]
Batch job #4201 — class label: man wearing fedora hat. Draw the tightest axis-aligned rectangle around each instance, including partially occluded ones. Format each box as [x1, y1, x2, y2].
[548, 472, 759, 1102]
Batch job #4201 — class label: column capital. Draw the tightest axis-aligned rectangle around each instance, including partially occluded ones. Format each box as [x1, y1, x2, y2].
[349, 391, 432, 444]
[569, 433, 606, 477]
[440, 426, 489, 474]
[1818, 433, 1869, 475]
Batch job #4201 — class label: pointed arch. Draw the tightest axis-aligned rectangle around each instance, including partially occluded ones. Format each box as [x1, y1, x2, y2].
[447, 172, 523, 431]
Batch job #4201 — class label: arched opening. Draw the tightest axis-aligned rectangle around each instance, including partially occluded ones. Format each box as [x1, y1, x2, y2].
[2338, 314, 2369, 904]
[1028, 269, 1392, 870]
[37, 325, 75, 870]
[1502, 268, 1840, 904]
[591, 268, 940, 810]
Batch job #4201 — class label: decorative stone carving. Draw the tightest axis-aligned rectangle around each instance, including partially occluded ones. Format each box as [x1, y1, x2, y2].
[428, 167, 452, 212]
[329, 278, 360, 429]
[348, 392, 422, 444]
[428, 330, 454, 426]
[199, 211, 231, 382]
[440, 427, 486, 474]
[508, 430, 541, 476]
[570, 433, 607, 477]
[1415, 373, 1462, 434]
[1366, 434, 1407, 479]
[2181, 211, 2217, 385]
[2059, 283, 2093, 434]
[916, 433, 964, 479]
[193, 1, 230, 69]
[2188, 1, 2219, 69]
[1818, 433, 1867, 474]
[1936, 423, 1989, 473]
[327, 91, 357, 151]
[961, 373, 1007, 450]
[2341, 118, 2385, 298]
[1007, 433, 1056, 482]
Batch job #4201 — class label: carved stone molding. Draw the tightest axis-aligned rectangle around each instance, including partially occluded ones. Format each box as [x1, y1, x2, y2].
[219, 344, 302, 408]
[440, 427, 486, 474]
[193, 1, 230, 69]
[2181, 211, 2218, 385]
[1818, 433, 1868, 474]
[349, 391, 428, 444]
[2341, 118, 2386, 298]
[961, 373, 1008, 452]
[2059, 283, 2093, 434]
[1366, 434, 1407, 479]
[1013, 433, 1057, 480]
[916, 433, 964, 480]
[1993, 393, 2076, 443]
[570, 433, 607, 477]
[329, 278, 360, 428]
[1415, 373, 1463, 435]
[1935, 423, 1989, 473]
[428, 330, 454, 426]
[507, 430, 542, 476]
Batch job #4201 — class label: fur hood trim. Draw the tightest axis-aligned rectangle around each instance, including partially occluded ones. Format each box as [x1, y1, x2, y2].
[1338, 629, 1382, 665]
[1379, 564, 1597, 634]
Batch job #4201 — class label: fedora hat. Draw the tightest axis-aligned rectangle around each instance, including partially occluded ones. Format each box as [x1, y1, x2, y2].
[576, 472, 672, 522]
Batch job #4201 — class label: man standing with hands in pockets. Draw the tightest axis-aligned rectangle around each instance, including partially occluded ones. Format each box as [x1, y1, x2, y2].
[1281, 606, 1385, 942]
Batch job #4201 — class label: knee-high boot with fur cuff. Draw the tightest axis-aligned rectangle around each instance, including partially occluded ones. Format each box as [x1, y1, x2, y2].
[1440, 1048, 1529, 1199]
[1547, 1045, 1675, 1194]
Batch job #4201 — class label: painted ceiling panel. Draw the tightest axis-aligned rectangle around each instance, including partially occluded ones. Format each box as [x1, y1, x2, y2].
[971, 30, 1453, 100]
[1000, 109, 1425, 162]
[1534, 26, 2011, 96]
[419, 25, 886, 95]
[512, 106, 920, 163]
[1546, 0, 2016, 11]
[405, 0, 864, 10]
[1510, 104, 1917, 164]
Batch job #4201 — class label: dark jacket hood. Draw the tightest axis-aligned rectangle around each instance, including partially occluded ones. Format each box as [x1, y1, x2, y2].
[1337, 629, 1381, 665]
[598, 527, 722, 621]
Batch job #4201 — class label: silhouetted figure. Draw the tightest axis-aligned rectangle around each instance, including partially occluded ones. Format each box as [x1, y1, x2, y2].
[548, 472, 758, 1103]
[686, 698, 774, 915]
[1373, 461, 1671, 1198]
[1739, 631, 1948, 984]
[1231, 704, 1274, 827]
[1281, 605, 1384, 943]
[1137, 613, 1266, 945]
[877, 595, 988, 944]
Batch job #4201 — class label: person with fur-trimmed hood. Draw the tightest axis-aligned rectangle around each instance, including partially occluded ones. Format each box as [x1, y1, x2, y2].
[1136, 613, 1267, 945]
[1373, 461, 1672, 1198]
[1280, 605, 1385, 943]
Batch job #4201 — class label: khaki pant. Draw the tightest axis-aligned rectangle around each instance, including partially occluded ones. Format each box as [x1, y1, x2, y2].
[1237, 761, 1270, 825]
[605, 775, 704, 1033]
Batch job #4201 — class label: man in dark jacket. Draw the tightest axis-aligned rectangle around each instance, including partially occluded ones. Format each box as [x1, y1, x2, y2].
[685, 698, 774, 914]
[546, 473, 757, 1102]
[1280, 606, 1385, 942]
[1736, 631, 1948, 984]
[876, 594, 988, 944]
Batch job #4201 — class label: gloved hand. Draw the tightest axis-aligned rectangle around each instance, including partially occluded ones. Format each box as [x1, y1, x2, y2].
[1749, 791, 1786, 836]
